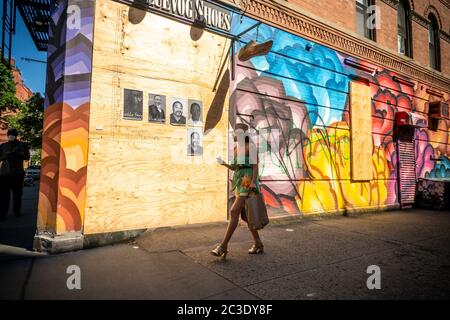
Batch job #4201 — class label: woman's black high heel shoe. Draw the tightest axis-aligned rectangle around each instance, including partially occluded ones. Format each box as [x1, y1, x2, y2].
[210, 245, 228, 260]
[248, 244, 264, 254]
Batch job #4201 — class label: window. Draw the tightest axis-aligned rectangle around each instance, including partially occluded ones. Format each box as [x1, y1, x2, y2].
[356, 0, 375, 40]
[397, 0, 412, 57]
[428, 14, 441, 71]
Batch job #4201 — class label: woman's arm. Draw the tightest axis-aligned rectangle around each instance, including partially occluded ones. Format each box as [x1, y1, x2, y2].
[221, 163, 237, 171]
[251, 163, 258, 186]
[250, 143, 258, 187]
[217, 156, 236, 171]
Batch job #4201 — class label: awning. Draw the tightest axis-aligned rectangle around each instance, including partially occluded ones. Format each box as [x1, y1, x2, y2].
[395, 111, 428, 128]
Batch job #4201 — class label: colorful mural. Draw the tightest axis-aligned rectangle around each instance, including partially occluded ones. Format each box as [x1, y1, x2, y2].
[425, 157, 450, 179]
[38, 0, 95, 233]
[37, 2, 450, 238]
[230, 17, 450, 215]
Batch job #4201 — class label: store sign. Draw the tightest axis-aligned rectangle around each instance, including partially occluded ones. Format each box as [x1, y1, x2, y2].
[143, 0, 232, 32]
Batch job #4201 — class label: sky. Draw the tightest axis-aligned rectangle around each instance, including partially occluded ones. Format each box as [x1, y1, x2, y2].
[1, 5, 48, 95]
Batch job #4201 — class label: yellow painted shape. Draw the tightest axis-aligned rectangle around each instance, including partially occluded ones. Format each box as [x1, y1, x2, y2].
[297, 121, 389, 214]
[60, 128, 89, 172]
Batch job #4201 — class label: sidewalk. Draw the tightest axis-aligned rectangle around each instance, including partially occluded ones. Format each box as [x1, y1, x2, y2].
[1, 202, 450, 299]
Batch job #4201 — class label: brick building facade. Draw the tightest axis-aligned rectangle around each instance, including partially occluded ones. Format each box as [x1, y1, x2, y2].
[282, 0, 450, 75]
[0, 59, 33, 143]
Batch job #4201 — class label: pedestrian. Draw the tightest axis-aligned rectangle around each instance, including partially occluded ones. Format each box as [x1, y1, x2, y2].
[212, 123, 264, 260]
[0, 128, 30, 221]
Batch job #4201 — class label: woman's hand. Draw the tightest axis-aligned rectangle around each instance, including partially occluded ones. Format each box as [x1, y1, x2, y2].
[216, 156, 225, 165]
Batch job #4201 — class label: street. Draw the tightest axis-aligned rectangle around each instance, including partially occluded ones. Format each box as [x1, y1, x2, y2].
[0, 184, 449, 299]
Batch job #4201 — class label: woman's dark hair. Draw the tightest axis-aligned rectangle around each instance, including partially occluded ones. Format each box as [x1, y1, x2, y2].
[233, 135, 250, 143]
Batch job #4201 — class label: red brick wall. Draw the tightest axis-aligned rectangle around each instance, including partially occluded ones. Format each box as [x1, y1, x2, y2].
[411, 20, 430, 67]
[0, 59, 33, 143]
[286, 0, 449, 77]
[415, 0, 450, 31]
[288, 0, 356, 32]
[12, 67, 33, 102]
[413, 0, 450, 73]
[442, 40, 450, 76]
[376, 0, 398, 52]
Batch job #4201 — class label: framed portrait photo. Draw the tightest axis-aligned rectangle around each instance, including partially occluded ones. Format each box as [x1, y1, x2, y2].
[187, 127, 203, 156]
[188, 99, 203, 127]
[123, 88, 143, 120]
[169, 97, 187, 126]
[148, 93, 166, 123]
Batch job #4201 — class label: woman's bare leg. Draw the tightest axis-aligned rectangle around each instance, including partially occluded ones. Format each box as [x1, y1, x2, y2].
[220, 196, 246, 250]
[249, 229, 263, 246]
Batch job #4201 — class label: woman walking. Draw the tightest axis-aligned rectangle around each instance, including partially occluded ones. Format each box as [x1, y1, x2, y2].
[212, 124, 264, 260]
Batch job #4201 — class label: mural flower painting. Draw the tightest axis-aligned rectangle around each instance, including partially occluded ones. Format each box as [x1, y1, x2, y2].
[232, 21, 351, 127]
[230, 60, 310, 214]
[425, 157, 450, 179]
[415, 129, 435, 178]
[371, 88, 397, 148]
[370, 70, 416, 149]
[229, 17, 450, 216]
[296, 122, 390, 213]
[427, 118, 450, 157]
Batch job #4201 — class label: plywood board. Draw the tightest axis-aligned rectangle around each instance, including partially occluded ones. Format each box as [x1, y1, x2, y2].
[84, 0, 230, 234]
[350, 81, 373, 181]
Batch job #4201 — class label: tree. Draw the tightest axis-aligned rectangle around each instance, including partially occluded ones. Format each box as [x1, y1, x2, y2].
[6, 93, 44, 149]
[0, 61, 22, 128]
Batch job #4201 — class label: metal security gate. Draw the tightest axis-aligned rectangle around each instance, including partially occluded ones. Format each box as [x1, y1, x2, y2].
[397, 139, 416, 207]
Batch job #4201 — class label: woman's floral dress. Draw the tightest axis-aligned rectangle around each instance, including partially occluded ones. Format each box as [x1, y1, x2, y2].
[231, 154, 261, 197]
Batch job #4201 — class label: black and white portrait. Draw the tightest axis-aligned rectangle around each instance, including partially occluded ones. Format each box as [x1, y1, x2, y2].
[123, 89, 143, 120]
[169, 98, 186, 126]
[187, 128, 203, 156]
[188, 99, 203, 127]
[148, 94, 166, 123]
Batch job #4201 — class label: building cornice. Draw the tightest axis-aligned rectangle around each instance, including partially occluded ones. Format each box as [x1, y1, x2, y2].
[379, 0, 398, 10]
[441, 30, 450, 43]
[411, 11, 430, 28]
[439, 0, 450, 10]
[237, 0, 450, 92]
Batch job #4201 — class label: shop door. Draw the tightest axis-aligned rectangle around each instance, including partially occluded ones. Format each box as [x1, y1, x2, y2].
[397, 126, 416, 207]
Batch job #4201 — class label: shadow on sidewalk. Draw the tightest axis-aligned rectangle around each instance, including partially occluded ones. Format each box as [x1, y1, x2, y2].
[0, 183, 38, 251]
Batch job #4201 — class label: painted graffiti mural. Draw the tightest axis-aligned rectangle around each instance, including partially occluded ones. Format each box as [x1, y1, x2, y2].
[36, 4, 449, 236]
[230, 17, 450, 215]
[38, 0, 95, 233]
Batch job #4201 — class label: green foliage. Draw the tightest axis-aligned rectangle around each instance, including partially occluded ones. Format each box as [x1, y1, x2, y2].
[6, 93, 44, 149]
[30, 148, 42, 166]
[0, 62, 23, 127]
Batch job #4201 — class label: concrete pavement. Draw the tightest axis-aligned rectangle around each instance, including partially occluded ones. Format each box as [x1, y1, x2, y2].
[0, 184, 449, 299]
[138, 210, 450, 300]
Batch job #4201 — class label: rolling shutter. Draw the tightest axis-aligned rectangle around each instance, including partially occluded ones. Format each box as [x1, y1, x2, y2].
[398, 140, 416, 206]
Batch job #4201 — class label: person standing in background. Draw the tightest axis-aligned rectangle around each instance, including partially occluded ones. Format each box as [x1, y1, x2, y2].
[0, 128, 30, 221]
